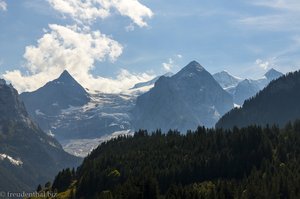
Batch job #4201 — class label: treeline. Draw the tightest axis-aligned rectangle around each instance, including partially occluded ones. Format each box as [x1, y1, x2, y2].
[49, 121, 300, 199]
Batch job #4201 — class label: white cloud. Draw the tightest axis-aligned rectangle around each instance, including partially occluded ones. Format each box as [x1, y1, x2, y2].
[125, 23, 135, 32]
[251, 0, 300, 12]
[255, 57, 277, 70]
[238, 0, 300, 31]
[0, 0, 7, 11]
[237, 14, 300, 31]
[162, 58, 175, 72]
[48, 0, 153, 27]
[4, 24, 123, 92]
[89, 69, 154, 93]
[3, 0, 154, 93]
[162, 55, 183, 72]
[24, 24, 122, 72]
[255, 59, 270, 70]
[4, 68, 154, 94]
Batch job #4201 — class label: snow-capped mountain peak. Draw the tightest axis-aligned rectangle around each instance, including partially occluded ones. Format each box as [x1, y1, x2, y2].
[213, 70, 242, 89]
[264, 68, 283, 80]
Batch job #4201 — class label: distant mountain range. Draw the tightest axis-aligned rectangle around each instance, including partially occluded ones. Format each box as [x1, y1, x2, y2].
[216, 70, 300, 129]
[132, 61, 234, 131]
[19, 62, 285, 156]
[0, 79, 81, 192]
[2, 59, 298, 194]
[213, 69, 283, 105]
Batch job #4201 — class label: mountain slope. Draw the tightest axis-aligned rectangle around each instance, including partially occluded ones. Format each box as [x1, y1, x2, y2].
[132, 61, 234, 131]
[20, 70, 92, 140]
[265, 68, 283, 80]
[231, 68, 283, 105]
[131, 72, 173, 90]
[0, 80, 81, 192]
[213, 70, 242, 89]
[19, 71, 134, 156]
[20, 70, 90, 116]
[216, 70, 300, 129]
[233, 79, 261, 105]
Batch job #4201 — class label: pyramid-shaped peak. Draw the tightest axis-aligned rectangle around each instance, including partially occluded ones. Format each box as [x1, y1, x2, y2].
[264, 68, 283, 80]
[178, 61, 205, 74]
[59, 70, 73, 79]
[174, 61, 209, 80]
[186, 60, 204, 69]
[55, 70, 78, 84]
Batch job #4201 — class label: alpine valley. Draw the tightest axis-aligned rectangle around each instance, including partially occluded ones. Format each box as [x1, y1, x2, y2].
[19, 61, 284, 157]
[31, 67, 300, 199]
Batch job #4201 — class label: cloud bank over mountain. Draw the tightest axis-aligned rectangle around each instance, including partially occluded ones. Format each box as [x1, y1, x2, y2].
[3, 0, 154, 93]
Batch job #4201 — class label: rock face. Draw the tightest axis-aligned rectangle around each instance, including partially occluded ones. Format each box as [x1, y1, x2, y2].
[216, 70, 300, 129]
[132, 61, 234, 132]
[0, 80, 29, 121]
[0, 80, 81, 192]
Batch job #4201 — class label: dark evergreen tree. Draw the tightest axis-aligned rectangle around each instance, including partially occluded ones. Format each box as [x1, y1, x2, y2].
[36, 184, 42, 192]
[52, 168, 73, 192]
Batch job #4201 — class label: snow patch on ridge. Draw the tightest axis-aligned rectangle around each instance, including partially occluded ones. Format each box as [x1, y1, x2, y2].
[0, 153, 23, 166]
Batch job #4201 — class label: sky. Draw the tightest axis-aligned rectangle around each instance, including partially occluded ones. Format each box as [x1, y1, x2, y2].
[1, 0, 300, 93]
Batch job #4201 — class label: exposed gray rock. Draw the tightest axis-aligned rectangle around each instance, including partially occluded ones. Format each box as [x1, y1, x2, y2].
[132, 61, 234, 132]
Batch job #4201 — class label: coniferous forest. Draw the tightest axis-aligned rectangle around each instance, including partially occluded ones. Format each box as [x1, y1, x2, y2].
[44, 120, 300, 199]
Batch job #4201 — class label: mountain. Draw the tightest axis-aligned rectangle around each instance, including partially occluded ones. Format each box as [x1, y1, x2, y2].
[20, 70, 93, 140]
[132, 61, 234, 131]
[21, 70, 90, 116]
[264, 68, 284, 80]
[0, 79, 81, 192]
[213, 70, 242, 89]
[131, 72, 173, 90]
[233, 79, 261, 105]
[230, 68, 283, 105]
[20, 71, 134, 155]
[216, 70, 300, 129]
